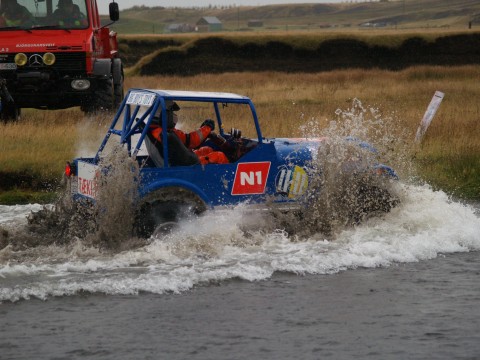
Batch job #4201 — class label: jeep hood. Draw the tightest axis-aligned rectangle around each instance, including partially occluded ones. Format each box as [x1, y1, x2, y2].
[272, 137, 328, 163]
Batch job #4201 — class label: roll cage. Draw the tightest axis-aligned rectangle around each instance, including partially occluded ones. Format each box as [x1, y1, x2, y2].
[95, 89, 265, 168]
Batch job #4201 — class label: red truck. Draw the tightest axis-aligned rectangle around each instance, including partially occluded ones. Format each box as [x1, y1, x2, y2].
[0, 0, 123, 120]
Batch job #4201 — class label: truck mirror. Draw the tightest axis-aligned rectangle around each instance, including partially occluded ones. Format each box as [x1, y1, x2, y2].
[109, 2, 119, 22]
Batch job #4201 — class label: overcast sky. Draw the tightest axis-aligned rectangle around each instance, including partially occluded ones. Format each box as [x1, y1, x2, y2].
[99, 0, 346, 14]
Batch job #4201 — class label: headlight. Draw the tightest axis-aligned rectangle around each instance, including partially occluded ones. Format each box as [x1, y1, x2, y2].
[14, 53, 28, 66]
[71, 79, 90, 90]
[43, 52, 56, 66]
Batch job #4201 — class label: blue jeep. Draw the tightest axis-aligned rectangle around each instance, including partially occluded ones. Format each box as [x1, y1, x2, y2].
[65, 88, 398, 237]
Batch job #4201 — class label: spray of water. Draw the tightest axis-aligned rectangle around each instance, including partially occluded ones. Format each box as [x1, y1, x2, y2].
[271, 99, 411, 238]
[1, 98, 479, 301]
[1, 145, 141, 253]
[87, 145, 141, 249]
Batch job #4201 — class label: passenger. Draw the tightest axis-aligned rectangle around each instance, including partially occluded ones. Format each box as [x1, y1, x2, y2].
[0, 0, 33, 27]
[52, 0, 86, 27]
[148, 101, 230, 165]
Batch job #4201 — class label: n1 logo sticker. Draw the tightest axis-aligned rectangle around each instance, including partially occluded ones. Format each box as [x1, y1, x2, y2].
[231, 162, 271, 195]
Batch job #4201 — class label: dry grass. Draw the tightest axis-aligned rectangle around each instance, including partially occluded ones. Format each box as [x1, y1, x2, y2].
[126, 65, 480, 145]
[1, 65, 479, 198]
[0, 110, 111, 177]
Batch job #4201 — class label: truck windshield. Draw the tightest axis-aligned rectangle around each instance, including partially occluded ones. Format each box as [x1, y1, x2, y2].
[0, 0, 89, 30]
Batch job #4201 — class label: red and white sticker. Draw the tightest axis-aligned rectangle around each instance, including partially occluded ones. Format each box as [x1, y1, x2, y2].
[77, 161, 100, 199]
[231, 162, 271, 195]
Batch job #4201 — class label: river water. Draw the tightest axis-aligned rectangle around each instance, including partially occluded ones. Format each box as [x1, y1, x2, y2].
[1, 184, 480, 359]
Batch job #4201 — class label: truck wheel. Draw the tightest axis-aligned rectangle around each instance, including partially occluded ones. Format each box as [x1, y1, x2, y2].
[0, 102, 20, 122]
[82, 78, 115, 114]
[112, 59, 124, 108]
[114, 80, 124, 108]
[95, 78, 114, 111]
[134, 187, 207, 238]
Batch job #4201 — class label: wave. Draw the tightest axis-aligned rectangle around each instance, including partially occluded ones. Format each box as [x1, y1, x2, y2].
[1, 183, 479, 302]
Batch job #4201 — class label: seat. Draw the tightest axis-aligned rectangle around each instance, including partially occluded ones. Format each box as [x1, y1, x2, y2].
[144, 131, 199, 167]
[144, 134, 164, 167]
[167, 132, 200, 166]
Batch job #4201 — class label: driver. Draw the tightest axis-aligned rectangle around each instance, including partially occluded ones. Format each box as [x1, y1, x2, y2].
[148, 101, 229, 165]
[0, 0, 33, 27]
[52, 0, 86, 27]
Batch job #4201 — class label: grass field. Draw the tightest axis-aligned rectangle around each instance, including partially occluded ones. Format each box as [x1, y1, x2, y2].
[1, 65, 479, 203]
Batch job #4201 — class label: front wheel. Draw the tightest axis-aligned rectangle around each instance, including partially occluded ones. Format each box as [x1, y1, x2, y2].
[81, 78, 114, 114]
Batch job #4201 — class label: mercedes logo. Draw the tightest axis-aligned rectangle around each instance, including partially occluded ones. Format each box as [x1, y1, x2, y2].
[29, 54, 43, 67]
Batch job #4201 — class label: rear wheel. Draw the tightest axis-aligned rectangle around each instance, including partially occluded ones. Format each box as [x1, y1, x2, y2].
[112, 58, 124, 108]
[134, 187, 207, 238]
[114, 80, 124, 108]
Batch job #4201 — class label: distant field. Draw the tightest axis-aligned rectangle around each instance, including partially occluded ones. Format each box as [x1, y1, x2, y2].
[1, 65, 479, 203]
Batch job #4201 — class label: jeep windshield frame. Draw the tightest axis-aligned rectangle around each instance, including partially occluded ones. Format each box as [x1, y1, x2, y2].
[95, 89, 264, 168]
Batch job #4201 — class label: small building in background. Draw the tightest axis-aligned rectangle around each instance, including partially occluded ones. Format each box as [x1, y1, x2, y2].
[196, 16, 223, 32]
[165, 23, 195, 33]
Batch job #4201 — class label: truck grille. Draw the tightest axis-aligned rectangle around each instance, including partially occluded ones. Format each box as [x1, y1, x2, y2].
[51, 52, 86, 71]
[1, 52, 86, 72]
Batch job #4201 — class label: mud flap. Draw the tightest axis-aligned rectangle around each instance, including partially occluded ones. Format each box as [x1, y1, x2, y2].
[92, 59, 112, 77]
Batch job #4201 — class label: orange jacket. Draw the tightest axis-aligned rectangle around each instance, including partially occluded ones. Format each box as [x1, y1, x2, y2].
[149, 124, 212, 149]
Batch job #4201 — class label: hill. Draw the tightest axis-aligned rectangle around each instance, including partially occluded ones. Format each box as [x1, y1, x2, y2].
[108, 0, 480, 34]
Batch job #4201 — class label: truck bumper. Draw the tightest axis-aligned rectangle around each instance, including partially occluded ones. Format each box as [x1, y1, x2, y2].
[0, 73, 106, 110]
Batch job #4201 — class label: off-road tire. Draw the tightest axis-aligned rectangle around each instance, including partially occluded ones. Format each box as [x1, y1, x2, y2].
[112, 59, 124, 108]
[134, 187, 207, 238]
[81, 78, 114, 114]
[114, 80, 124, 108]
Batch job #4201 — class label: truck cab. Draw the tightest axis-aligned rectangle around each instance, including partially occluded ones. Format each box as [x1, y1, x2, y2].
[0, 0, 122, 120]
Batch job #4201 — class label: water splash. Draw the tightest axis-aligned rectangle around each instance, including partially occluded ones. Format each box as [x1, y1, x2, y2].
[1, 187, 479, 302]
[271, 99, 411, 237]
[89, 145, 141, 249]
[1, 145, 141, 253]
[2, 100, 480, 302]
